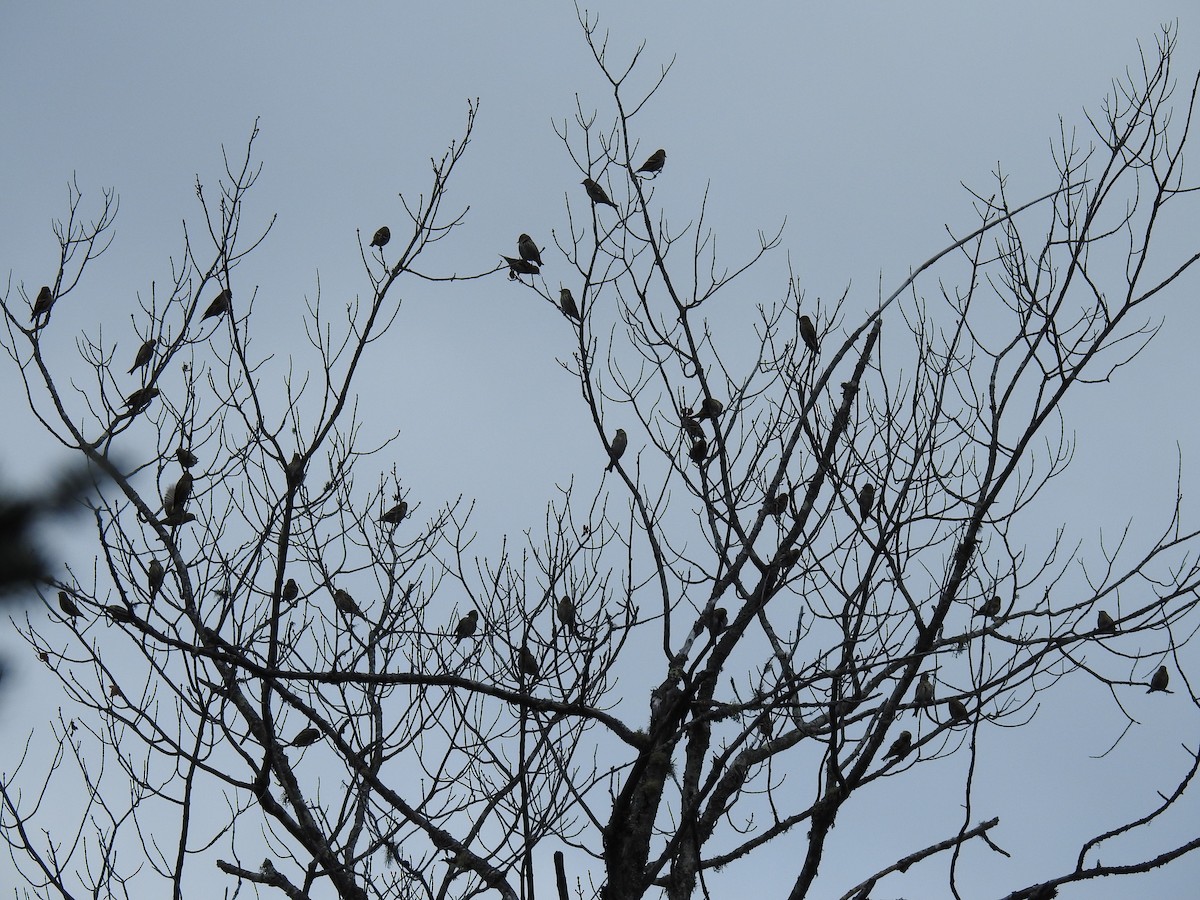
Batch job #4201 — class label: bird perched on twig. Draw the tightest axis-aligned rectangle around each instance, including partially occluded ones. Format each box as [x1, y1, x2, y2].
[1096, 610, 1117, 634]
[381, 501, 408, 526]
[703, 606, 728, 639]
[975, 595, 1001, 619]
[518, 644, 540, 679]
[517, 234, 542, 267]
[285, 453, 305, 486]
[148, 559, 165, 600]
[581, 178, 618, 209]
[680, 412, 704, 441]
[884, 730, 912, 761]
[291, 726, 320, 747]
[501, 255, 540, 279]
[557, 596, 577, 637]
[914, 672, 934, 711]
[559, 288, 580, 321]
[799, 315, 819, 354]
[689, 437, 708, 464]
[124, 386, 160, 413]
[636, 148, 666, 176]
[31, 285, 55, 325]
[857, 482, 875, 522]
[696, 397, 723, 420]
[453, 610, 479, 642]
[334, 588, 363, 619]
[58, 590, 81, 618]
[607, 428, 627, 472]
[176, 446, 198, 468]
[370, 226, 391, 249]
[282, 578, 299, 604]
[947, 698, 970, 725]
[106, 604, 135, 624]
[201, 288, 232, 321]
[128, 338, 157, 374]
[765, 491, 790, 517]
[1148, 665, 1171, 693]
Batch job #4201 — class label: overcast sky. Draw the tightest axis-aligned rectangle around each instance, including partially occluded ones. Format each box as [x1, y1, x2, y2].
[2, 3, 1199, 898]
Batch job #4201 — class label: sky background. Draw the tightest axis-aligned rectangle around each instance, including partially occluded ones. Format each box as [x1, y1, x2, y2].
[2, 3, 1199, 898]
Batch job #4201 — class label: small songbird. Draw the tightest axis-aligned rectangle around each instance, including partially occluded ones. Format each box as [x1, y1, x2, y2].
[370, 226, 391, 248]
[681, 415, 704, 441]
[176, 446, 199, 468]
[1096, 610, 1117, 634]
[884, 730, 912, 761]
[689, 437, 708, 463]
[170, 472, 194, 514]
[381, 501, 408, 526]
[128, 338, 157, 374]
[636, 148, 666, 175]
[607, 428, 627, 472]
[148, 559, 165, 599]
[697, 397, 724, 420]
[947, 698, 970, 725]
[32, 285, 55, 323]
[124, 386, 160, 412]
[162, 508, 196, 526]
[914, 672, 934, 709]
[518, 644, 540, 679]
[765, 491, 789, 517]
[799, 315, 819, 354]
[334, 588, 363, 618]
[706, 607, 728, 638]
[581, 178, 618, 209]
[279, 578, 299, 605]
[1148, 665, 1170, 693]
[201, 288, 232, 321]
[975, 595, 1001, 618]
[557, 596, 577, 636]
[501, 255, 540, 278]
[291, 726, 321, 747]
[856, 482, 875, 522]
[58, 590, 81, 618]
[517, 233, 543, 266]
[106, 604, 135, 624]
[559, 288, 580, 321]
[454, 609, 479, 642]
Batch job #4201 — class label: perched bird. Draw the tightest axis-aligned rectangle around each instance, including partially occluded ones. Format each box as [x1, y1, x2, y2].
[176, 446, 198, 468]
[689, 437, 708, 463]
[334, 588, 363, 618]
[518, 644, 540, 679]
[453, 609, 479, 642]
[765, 491, 789, 517]
[169, 472, 194, 515]
[975, 595, 1001, 619]
[559, 287, 580, 321]
[162, 508, 196, 527]
[914, 672, 934, 709]
[636, 148, 666, 175]
[1148, 665, 1170, 693]
[799, 315, 820, 354]
[31, 285, 55, 324]
[1096, 610, 1117, 634]
[148, 559, 165, 599]
[697, 397, 724, 420]
[607, 428, 627, 472]
[124, 386, 160, 412]
[581, 178, 618, 209]
[517, 233, 543, 266]
[757, 712, 774, 739]
[282, 578, 299, 603]
[775, 546, 802, 568]
[291, 726, 321, 747]
[128, 338, 157, 374]
[58, 590, 81, 618]
[884, 730, 912, 761]
[370, 226, 391, 249]
[381, 501, 408, 526]
[681, 413, 704, 441]
[706, 606, 728, 638]
[557, 596, 577, 637]
[947, 698, 970, 725]
[856, 482, 875, 522]
[106, 604, 135, 624]
[201, 288, 232, 321]
[501, 255, 540, 278]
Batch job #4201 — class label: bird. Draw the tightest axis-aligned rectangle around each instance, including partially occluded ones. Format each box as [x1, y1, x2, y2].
[1148, 665, 1170, 693]
[884, 730, 912, 761]
[607, 428, 627, 472]
[706, 607, 728, 638]
[947, 698, 970, 725]
[557, 596, 577, 637]
[1096, 610, 1117, 634]
[517, 234, 543, 266]
[381, 501, 408, 526]
[453, 610, 479, 642]
[975, 595, 1001, 619]
[58, 590, 81, 618]
[501, 255, 540, 278]
[106, 604, 135, 624]
[176, 446, 198, 468]
[201, 288, 232, 321]
[559, 288, 580, 321]
[285, 453, 305, 486]
[282, 578, 299, 603]
[148, 559, 165, 599]
[757, 712, 774, 739]
[370, 226, 391, 249]
[334, 588, 363, 618]
[765, 491, 789, 517]
[518, 644, 540, 679]
[124, 386, 160, 412]
[31, 285, 55, 324]
[799, 315, 820, 354]
[697, 397, 724, 420]
[636, 148, 666, 175]
[689, 437, 708, 463]
[128, 338, 157, 374]
[161, 508, 196, 526]
[775, 546, 802, 569]
[581, 178, 618, 209]
[170, 472, 194, 515]
[856, 482, 875, 522]
[291, 726, 321, 747]
[914, 673, 934, 709]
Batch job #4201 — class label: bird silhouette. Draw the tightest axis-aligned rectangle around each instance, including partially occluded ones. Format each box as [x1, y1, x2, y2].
[31, 285, 55, 324]
[453, 610, 479, 642]
[169, 472, 194, 515]
[285, 453, 305, 486]
[381, 501, 408, 526]
[1096, 610, 1117, 634]
[148, 559, 165, 599]
[975, 595, 1001, 618]
[914, 672, 934, 710]
[518, 644, 540, 679]
[765, 491, 789, 517]
[201, 288, 232, 321]
[282, 578, 299, 603]
[176, 446, 198, 468]
[607, 428, 627, 472]
[689, 437, 708, 463]
[1148, 665, 1170, 693]
[706, 607, 728, 638]
[581, 178, 618, 209]
[124, 386, 160, 413]
[370, 226, 391, 248]
[334, 588, 363, 619]
[501, 255, 540, 278]
[697, 397, 724, 420]
[161, 508, 196, 526]
[559, 288, 580, 321]
[636, 148, 666, 175]
[557, 596, 577, 637]
[884, 730, 912, 761]
[857, 482, 875, 522]
[106, 604, 135, 624]
[291, 726, 320, 747]
[947, 698, 970, 725]
[128, 338, 156, 374]
[799, 315, 819, 354]
[58, 590, 81, 618]
[518, 234, 543, 266]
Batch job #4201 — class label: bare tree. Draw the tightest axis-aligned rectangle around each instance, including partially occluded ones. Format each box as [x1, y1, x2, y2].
[2, 16, 1200, 900]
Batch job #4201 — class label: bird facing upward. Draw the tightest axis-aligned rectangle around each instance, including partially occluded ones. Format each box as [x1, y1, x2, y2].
[914, 672, 934, 708]
[148, 559, 165, 599]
